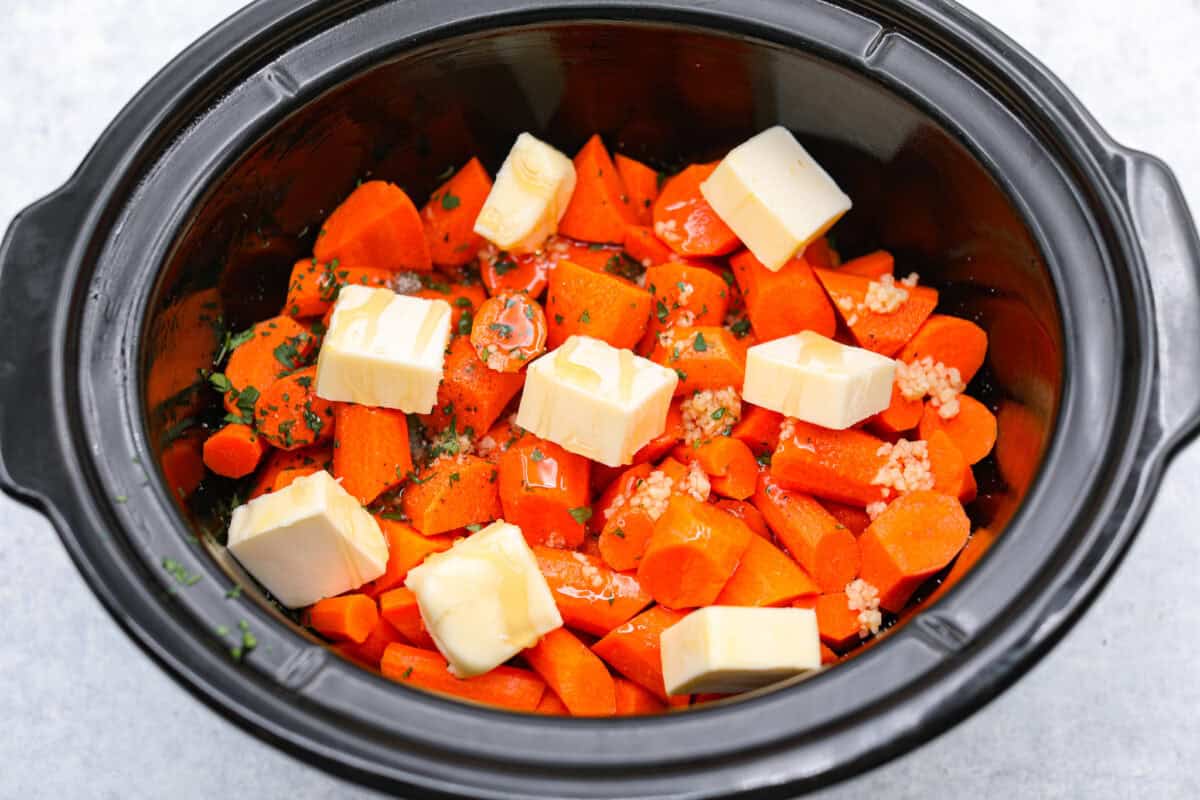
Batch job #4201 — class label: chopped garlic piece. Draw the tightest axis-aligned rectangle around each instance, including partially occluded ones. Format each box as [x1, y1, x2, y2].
[871, 438, 933, 498]
[680, 386, 742, 444]
[845, 578, 882, 637]
[895, 355, 965, 419]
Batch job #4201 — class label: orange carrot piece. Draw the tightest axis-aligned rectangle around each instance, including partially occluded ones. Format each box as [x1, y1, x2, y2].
[308, 593, 379, 645]
[422, 336, 525, 437]
[535, 691, 571, 716]
[820, 643, 838, 665]
[897, 314, 989, 384]
[524, 627, 617, 717]
[203, 423, 268, 479]
[623, 225, 675, 267]
[643, 262, 730, 343]
[470, 291, 548, 372]
[814, 592, 863, 650]
[272, 466, 322, 492]
[592, 605, 687, 701]
[401, 455, 501, 535]
[925, 526, 997, 605]
[533, 546, 653, 637]
[652, 164, 740, 257]
[614, 154, 660, 225]
[339, 617, 405, 669]
[223, 316, 315, 415]
[369, 519, 454, 596]
[651, 326, 746, 395]
[918, 395, 997, 465]
[476, 416, 528, 464]
[381, 643, 546, 711]
[820, 500, 872, 535]
[421, 157, 492, 267]
[839, 250, 894, 279]
[378, 586, 438, 649]
[591, 463, 651, 534]
[254, 366, 335, 450]
[332, 404, 413, 504]
[598, 508, 656, 573]
[754, 474, 860, 593]
[803, 237, 839, 269]
[714, 534, 820, 607]
[498, 437, 591, 548]
[558, 134, 638, 244]
[414, 280, 488, 337]
[545, 258, 652, 350]
[637, 494, 753, 608]
[729, 250, 837, 341]
[731, 405, 784, 456]
[771, 420, 888, 507]
[161, 429, 205, 501]
[480, 246, 552, 298]
[284, 259, 395, 319]
[690, 437, 757, 500]
[869, 384, 924, 436]
[315, 181, 432, 273]
[613, 677, 666, 715]
[715, 499, 771, 539]
[926, 429, 977, 503]
[815, 268, 939, 357]
[249, 444, 331, 498]
[858, 490, 970, 612]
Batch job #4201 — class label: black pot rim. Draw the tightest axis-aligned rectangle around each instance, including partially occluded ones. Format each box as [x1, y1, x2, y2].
[3, 1, 1200, 798]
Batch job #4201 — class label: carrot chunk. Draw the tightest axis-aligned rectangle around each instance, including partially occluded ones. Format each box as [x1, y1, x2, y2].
[814, 592, 863, 650]
[378, 586, 438, 648]
[401, 455, 501, 535]
[421, 157, 492, 267]
[926, 429, 977, 503]
[869, 383, 924, 436]
[545, 258, 652, 350]
[533, 546, 653, 637]
[897, 314, 989, 384]
[592, 605, 687, 701]
[284, 260, 394, 319]
[652, 164, 740, 257]
[249, 444, 331, 498]
[651, 326, 747, 395]
[820, 500, 872, 535]
[623, 225, 676, 267]
[368, 519, 454, 596]
[524, 627, 617, 716]
[614, 154, 660, 225]
[754, 474, 860, 593]
[222, 315, 315, 416]
[470, 291, 548, 372]
[422, 336, 525, 437]
[202, 423, 268, 479]
[637, 494, 753, 608]
[714, 534, 820, 607]
[729, 250, 837, 341]
[498, 437, 591, 548]
[558, 135, 638, 244]
[918, 395, 997, 465]
[803, 237, 839, 269]
[308, 594, 379, 645]
[332, 404, 413, 505]
[771, 420, 888, 507]
[838, 250, 893, 279]
[858, 490, 970, 612]
[643, 262, 730, 344]
[714, 499, 771, 539]
[815, 268, 938, 357]
[339, 617, 405, 669]
[731, 405, 784, 456]
[614, 677, 666, 715]
[254, 366, 335, 450]
[272, 467, 320, 492]
[381, 643, 546, 711]
[315, 181, 432, 273]
[688, 436, 758, 500]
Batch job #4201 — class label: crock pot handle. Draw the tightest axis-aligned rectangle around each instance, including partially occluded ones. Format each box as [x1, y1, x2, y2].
[0, 187, 82, 502]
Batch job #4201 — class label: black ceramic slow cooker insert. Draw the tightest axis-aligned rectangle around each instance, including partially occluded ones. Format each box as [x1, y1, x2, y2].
[2, 1, 1199, 797]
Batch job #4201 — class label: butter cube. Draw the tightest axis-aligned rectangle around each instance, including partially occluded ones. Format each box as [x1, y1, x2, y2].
[314, 285, 451, 413]
[406, 521, 562, 678]
[743, 331, 895, 429]
[701, 126, 852, 271]
[660, 606, 822, 695]
[227, 470, 388, 608]
[474, 132, 576, 254]
[516, 336, 678, 467]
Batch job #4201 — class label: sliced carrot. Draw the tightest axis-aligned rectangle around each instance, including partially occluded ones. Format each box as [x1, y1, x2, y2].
[283, 259, 394, 319]
[614, 677, 666, 715]
[731, 405, 784, 456]
[869, 383, 924, 436]
[819, 500, 872, 535]
[754, 474, 861, 593]
[524, 627, 617, 717]
[688, 437, 757, 500]
[308, 594, 379, 645]
[249, 444, 332, 498]
[414, 280, 488, 337]
[422, 336, 525, 437]
[545, 258, 652, 350]
[315, 181, 432, 273]
[858, 490, 970, 612]
[926, 429, 977, 503]
[533, 546, 653, 637]
[479, 246, 552, 298]
[925, 526, 997, 605]
[421, 157, 492, 267]
[803, 237, 839, 269]
[368, 519, 454, 596]
[729, 250, 837, 341]
[401, 455, 501, 535]
[470, 291, 548, 372]
[623, 225, 676, 267]
[592, 605, 687, 701]
[558, 134, 637, 244]
[254, 366, 335, 450]
[814, 592, 862, 650]
[477, 417, 527, 464]
[638, 494, 753, 608]
[643, 262, 730, 344]
[897, 314, 989, 384]
[339, 617, 405, 669]
[272, 466, 322, 492]
[498, 437, 591, 548]
[651, 326, 746, 395]
[598, 507, 656, 573]
[202, 423, 268, 479]
[918, 395, 997, 465]
[378, 586, 438, 648]
[591, 462, 652, 534]
[332, 404, 413, 505]
[615, 154, 660, 225]
[771, 420, 888, 507]
[222, 316, 315, 415]
[839, 250, 893, 279]
[714, 499, 771, 539]
[815, 268, 939, 357]
[381, 643, 545, 711]
[652, 163, 740, 257]
[714, 534, 820, 607]
[535, 692, 570, 716]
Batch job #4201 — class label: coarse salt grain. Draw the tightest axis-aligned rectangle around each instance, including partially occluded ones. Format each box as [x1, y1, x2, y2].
[476, 435, 498, 458]
[871, 438, 933, 498]
[845, 578, 882, 637]
[895, 356, 965, 419]
[680, 387, 742, 444]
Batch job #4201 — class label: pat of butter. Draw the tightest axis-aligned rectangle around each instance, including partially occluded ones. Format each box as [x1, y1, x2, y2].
[314, 285, 451, 414]
[227, 470, 388, 609]
[516, 336, 678, 467]
[700, 126, 852, 271]
[406, 521, 562, 678]
[743, 331, 895, 429]
[474, 132, 576, 254]
[660, 606, 822, 695]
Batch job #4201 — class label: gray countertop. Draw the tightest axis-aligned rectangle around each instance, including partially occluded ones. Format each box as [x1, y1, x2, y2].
[2, 2, 1198, 797]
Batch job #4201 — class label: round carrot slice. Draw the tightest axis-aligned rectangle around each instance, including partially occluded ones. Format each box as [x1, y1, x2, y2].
[652, 163, 740, 257]
[470, 291, 548, 372]
[254, 366, 335, 450]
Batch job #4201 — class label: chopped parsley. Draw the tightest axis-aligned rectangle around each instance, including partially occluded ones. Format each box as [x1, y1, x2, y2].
[554, 314, 564, 325]
[208, 372, 233, 393]
[711, 407, 726, 421]
[162, 557, 201, 586]
[454, 296, 473, 308]
[465, 523, 483, 532]
[530, 448, 545, 462]
[579, 310, 591, 324]
[756, 452, 772, 468]
[568, 506, 593, 525]
[488, 322, 514, 339]
[457, 310, 473, 336]
[493, 257, 517, 276]
[440, 191, 461, 210]
[655, 301, 669, 322]
[693, 332, 709, 352]
[730, 317, 752, 338]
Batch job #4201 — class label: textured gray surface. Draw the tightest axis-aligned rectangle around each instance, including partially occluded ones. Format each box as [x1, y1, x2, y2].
[1, 2, 1198, 798]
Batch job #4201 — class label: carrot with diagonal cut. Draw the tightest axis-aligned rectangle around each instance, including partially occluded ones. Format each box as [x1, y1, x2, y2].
[815, 267, 938, 357]
[332, 404, 412, 505]
[615, 154, 660, 225]
[524, 627, 617, 717]
[367, 519, 454, 597]
[592, 605, 686, 702]
[714, 534, 819, 607]
[637, 494, 753, 608]
[559, 135, 638, 243]
[898, 314, 989, 384]
[918, 395, 997, 465]
[308, 593, 379, 644]
[533, 546, 653, 636]
[771, 420, 889, 507]
[381, 643, 545, 711]
[203, 423, 268, 479]
[421, 157, 492, 267]
[730, 250, 836, 341]
[754, 474, 860, 593]
[315, 181, 431, 273]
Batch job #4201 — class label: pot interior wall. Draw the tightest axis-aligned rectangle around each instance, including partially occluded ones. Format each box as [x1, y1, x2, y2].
[142, 20, 1061, 627]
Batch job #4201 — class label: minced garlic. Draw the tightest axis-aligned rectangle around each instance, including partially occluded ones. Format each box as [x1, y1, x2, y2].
[834, 272, 922, 329]
[865, 500, 887, 520]
[680, 387, 742, 444]
[845, 578, 882, 637]
[895, 355, 965, 419]
[627, 470, 674, 521]
[681, 460, 711, 502]
[871, 438, 933, 498]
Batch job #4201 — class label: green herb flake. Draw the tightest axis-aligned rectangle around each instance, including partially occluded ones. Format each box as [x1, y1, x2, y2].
[161, 557, 201, 587]
[613, 528, 626, 539]
[440, 191, 461, 211]
[675, 369, 688, 381]
[488, 322, 514, 339]
[568, 506, 593, 525]
[756, 452, 773, 468]
[530, 448, 545, 462]
[693, 332, 708, 352]
[454, 296, 473, 308]
[209, 372, 233, 393]
[655, 301, 669, 322]
[114, 494, 128, 504]
[711, 407, 726, 421]
[579, 310, 591, 324]
[730, 317, 752, 338]
[465, 523, 483, 532]
[449, 472, 461, 485]
[457, 310, 473, 337]
[493, 258, 517, 276]
[554, 314, 564, 325]
[225, 585, 243, 599]
[402, 666, 414, 680]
